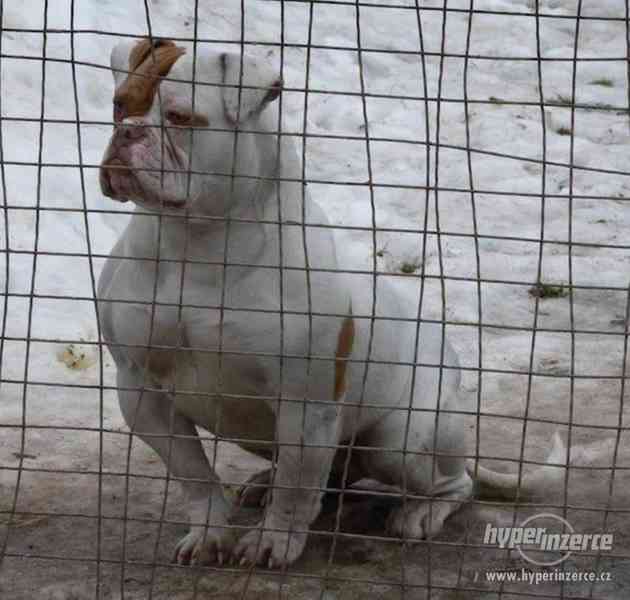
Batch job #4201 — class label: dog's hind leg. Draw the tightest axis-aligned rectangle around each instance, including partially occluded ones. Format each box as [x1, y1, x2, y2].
[358, 372, 473, 540]
[116, 366, 234, 565]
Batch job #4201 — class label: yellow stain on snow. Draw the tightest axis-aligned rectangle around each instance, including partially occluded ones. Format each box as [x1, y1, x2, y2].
[56, 344, 96, 371]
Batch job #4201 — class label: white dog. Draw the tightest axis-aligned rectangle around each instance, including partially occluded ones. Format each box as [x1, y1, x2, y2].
[97, 39, 564, 569]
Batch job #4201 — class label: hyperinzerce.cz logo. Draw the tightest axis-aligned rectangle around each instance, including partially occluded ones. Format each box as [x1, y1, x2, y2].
[483, 513, 614, 566]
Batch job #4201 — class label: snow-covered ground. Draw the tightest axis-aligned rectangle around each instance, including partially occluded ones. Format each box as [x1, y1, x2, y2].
[0, 1, 629, 598]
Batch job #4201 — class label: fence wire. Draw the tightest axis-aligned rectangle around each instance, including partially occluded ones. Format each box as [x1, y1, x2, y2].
[0, 1, 629, 599]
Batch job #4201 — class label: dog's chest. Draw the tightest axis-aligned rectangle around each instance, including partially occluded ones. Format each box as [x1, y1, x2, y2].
[102, 256, 281, 387]
[100, 237, 343, 443]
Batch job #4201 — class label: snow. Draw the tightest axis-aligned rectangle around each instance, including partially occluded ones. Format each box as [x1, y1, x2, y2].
[1, 1, 629, 598]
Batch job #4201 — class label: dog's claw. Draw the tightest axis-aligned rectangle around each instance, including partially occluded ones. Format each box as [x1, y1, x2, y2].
[233, 521, 307, 570]
[172, 527, 235, 567]
[172, 540, 190, 565]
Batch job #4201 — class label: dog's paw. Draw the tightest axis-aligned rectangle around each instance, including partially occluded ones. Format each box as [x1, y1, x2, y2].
[233, 518, 308, 569]
[386, 500, 447, 540]
[172, 525, 235, 566]
[237, 469, 272, 507]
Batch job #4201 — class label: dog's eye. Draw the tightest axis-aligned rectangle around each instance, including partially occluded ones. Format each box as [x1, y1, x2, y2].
[165, 110, 193, 127]
[165, 110, 209, 128]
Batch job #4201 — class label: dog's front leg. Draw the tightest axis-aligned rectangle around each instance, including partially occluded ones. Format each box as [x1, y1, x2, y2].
[234, 392, 342, 568]
[116, 366, 234, 565]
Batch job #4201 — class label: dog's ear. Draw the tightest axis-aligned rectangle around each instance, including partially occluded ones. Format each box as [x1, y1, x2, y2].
[110, 40, 137, 88]
[110, 38, 184, 88]
[110, 39, 186, 122]
[220, 53, 282, 124]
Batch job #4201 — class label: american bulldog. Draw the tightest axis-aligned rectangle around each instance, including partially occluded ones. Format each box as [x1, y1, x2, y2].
[97, 38, 565, 568]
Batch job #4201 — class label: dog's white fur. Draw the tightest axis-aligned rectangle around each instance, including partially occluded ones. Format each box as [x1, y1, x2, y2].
[97, 40, 565, 568]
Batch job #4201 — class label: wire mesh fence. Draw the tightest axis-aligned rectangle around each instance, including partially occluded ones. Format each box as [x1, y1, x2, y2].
[0, 0, 629, 599]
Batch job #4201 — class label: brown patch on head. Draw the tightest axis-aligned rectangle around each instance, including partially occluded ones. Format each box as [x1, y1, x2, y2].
[113, 39, 186, 122]
[334, 312, 355, 401]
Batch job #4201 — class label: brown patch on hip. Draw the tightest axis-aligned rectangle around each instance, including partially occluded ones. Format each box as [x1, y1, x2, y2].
[114, 39, 186, 121]
[334, 313, 355, 401]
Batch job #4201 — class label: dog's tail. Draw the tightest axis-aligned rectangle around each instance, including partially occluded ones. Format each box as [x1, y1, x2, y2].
[466, 431, 566, 500]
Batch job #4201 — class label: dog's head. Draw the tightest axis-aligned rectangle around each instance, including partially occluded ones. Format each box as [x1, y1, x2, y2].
[99, 38, 282, 213]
